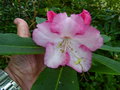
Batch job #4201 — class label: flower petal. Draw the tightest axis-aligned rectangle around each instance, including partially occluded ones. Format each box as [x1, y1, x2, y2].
[74, 26, 103, 51]
[50, 12, 68, 34]
[44, 43, 69, 68]
[47, 11, 57, 22]
[32, 22, 60, 47]
[51, 13, 85, 37]
[67, 40, 92, 73]
[79, 9, 91, 25]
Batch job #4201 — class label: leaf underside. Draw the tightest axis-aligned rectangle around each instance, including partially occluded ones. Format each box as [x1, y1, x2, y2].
[0, 33, 45, 55]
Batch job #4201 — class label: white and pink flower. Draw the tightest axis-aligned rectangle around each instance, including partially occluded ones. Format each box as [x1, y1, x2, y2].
[32, 10, 103, 73]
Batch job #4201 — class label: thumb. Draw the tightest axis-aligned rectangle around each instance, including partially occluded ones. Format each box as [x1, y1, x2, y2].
[14, 18, 31, 37]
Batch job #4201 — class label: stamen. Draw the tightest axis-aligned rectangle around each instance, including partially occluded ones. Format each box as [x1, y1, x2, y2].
[74, 58, 82, 65]
[57, 38, 85, 71]
[60, 49, 64, 53]
[57, 38, 70, 53]
[67, 43, 85, 71]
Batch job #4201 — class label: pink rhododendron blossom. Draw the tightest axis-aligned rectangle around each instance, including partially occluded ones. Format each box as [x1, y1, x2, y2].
[32, 10, 103, 73]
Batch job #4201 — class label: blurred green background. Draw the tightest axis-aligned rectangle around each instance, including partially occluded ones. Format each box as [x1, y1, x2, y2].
[0, 0, 120, 89]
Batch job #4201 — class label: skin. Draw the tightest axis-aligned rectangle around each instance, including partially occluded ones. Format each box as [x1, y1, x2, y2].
[4, 18, 45, 90]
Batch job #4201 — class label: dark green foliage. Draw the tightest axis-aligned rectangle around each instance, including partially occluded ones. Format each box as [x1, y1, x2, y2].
[0, 56, 8, 69]
[0, 0, 120, 90]
[78, 73, 120, 90]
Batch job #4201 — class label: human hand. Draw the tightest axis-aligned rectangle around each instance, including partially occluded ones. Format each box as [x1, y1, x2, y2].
[5, 18, 45, 90]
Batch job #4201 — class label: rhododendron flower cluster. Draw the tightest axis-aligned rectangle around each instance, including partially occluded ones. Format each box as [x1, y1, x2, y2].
[32, 10, 103, 73]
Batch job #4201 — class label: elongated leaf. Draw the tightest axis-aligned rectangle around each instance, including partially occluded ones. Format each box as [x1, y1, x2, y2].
[0, 33, 45, 55]
[90, 60, 120, 75]
[93, 54, 120, 73]
[32, 67, 79, 90]
[100, 45, 120, 52]
[101, 34, 111, 43]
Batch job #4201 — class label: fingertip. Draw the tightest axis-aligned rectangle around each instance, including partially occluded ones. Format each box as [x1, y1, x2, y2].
[14, 18, 22, 24]
[14, 18, 31, 37]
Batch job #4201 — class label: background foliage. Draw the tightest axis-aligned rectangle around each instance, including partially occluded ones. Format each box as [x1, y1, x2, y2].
[0, 0, 120, 90]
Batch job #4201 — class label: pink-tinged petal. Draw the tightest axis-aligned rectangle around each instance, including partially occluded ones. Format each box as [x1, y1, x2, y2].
[70, 14, 86, 35]
[74, 26, 103, 51]
[50, 12, 68, 34]
[44, 43, 69, 68]
[51, 13, 85, 37]
[67, 40, 92, 72]
[32, 22, 60, 47]
[47, 11, 57, 22]
[79, 10, 91, 25]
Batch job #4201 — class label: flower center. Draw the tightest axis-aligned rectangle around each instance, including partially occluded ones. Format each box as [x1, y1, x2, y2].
[58, 38, 71, 53]
[57, 38, 85, 67]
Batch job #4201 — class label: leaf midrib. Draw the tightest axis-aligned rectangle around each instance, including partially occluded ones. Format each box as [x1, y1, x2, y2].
[55, 67, 64, 90]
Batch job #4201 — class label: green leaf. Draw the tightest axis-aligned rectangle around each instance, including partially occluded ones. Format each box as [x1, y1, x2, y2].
[100, 45, 120, 52]
[36, 17, 46, 24]
[32, 67, 79, 90]
[101, 34, 111, 43]
[92, 54, 120, 74]
[90, 60, 120, 75]
[0, 33, 45, 55]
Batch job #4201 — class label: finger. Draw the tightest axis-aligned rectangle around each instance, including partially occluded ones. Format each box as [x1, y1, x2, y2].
[14, 18, 31, 37]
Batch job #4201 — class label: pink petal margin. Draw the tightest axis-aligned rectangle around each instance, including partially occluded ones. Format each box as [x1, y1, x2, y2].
[74, 26, 103, 51]
[47, 11, 57, 22]
[32, 22, 60, 47]
[79, 9, 92, 25]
